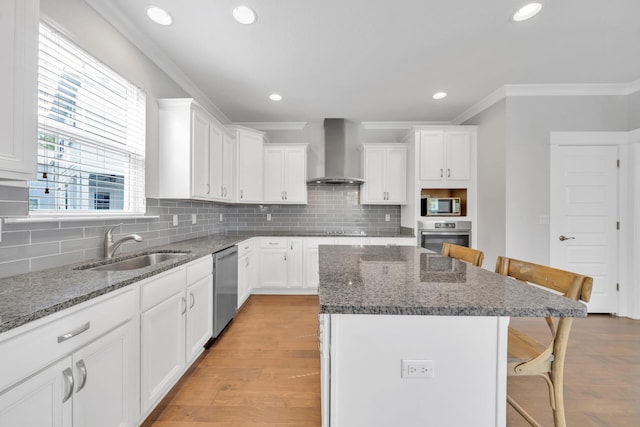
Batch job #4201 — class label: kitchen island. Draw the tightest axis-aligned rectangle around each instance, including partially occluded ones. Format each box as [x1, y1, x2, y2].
[317, 245, 587, 427]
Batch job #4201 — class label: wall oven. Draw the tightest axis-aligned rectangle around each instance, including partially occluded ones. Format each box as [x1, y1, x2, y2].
[418, 220, 472, 253]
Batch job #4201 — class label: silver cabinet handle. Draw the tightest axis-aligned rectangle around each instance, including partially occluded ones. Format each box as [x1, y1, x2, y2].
[284, 254, 287, 262]
[181, 296, 187, 315]
[440, 168, 443, 178]
[76, 360, 87, 393]
[269, 242, 278, 245]
[285, 191, 288, 200]
[559, 235, 576, 241]
[447, 168, 451, 178]
[240, 189, 243, 199]
[246, 257, 250, 267]
[290, 243, 293, 250]
[206, 184, 210, 195]
[189, 292, 195, 309]
[58, 322, 90, 343]
[62, 367, 74, 403]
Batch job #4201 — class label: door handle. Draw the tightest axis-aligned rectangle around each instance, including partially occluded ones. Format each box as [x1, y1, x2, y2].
[76, 360, 87, 393]
[58, 322, 90, 343]
[62, 367, 74, 403]
[189, 292, 195, 309]
[181, 296, 187, 314]
[559, 235, 575, 241]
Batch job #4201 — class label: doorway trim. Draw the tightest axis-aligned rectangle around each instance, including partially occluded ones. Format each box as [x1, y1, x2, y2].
[550, 131, 632, 317]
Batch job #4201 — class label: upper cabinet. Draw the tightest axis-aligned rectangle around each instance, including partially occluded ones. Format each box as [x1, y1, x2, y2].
[0, 0, 38, 181]
[419, 130, 472, 183]
[157, 99, 235, 202]
[360, 143, 407, 205]
[232, 127, 264, 203]
[264, 144, 308, 204]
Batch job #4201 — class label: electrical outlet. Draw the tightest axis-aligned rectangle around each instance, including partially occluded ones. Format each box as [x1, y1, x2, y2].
[267, 213, 272, 221]
[219, 213, 223, 222]
[192, 214, 197, 225]
[401, 359, 434, 379]
[385, 214, 391, 222]
[172, 214, 178, 226]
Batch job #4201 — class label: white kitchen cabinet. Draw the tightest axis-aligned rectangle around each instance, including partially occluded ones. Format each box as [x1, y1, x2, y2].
[237, 239, 256, 307]
[264, 144, 308, 204]
[0, 356, 70, 427]
[360, 144, 407, 205]
[419, 130, 472, 182]
[157, 98, 233, 201]
[232, 127, 264, 203]
[0, 0, 38, 181]
[0, 287, 139, 427]
[140, 256, 212, 415]
[256, 237, 306, 292]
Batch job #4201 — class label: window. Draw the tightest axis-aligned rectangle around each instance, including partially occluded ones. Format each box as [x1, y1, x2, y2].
[29, 22, 146, 215]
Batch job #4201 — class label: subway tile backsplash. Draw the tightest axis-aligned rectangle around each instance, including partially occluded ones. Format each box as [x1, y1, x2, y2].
[0, 184, 400, 278]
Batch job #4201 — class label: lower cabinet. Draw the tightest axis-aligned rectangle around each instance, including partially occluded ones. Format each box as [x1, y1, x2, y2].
[0, 288, 139, 427]
[140, 256, 213, 415]
[237, 239, 256, 308]
[256, 238, 304, 292]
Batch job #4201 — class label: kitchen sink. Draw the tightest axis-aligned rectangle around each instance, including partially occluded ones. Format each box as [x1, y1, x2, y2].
[80, 252, 189, 271]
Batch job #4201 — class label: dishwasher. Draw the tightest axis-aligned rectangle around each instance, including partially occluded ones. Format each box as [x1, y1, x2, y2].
[213, 245, 238, 338]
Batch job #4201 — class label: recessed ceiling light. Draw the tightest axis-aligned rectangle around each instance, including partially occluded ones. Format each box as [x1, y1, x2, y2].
[432, 92, 447, 100]
[269, 93, 283, 101]
[513, 3, 542, 22]
[233, 5, 257, 25]
[146, 6, 173, 26]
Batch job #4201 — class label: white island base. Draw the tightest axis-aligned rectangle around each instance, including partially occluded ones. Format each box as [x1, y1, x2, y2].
[320, 314, 509, 427]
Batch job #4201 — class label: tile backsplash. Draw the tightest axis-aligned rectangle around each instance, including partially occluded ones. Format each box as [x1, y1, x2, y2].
[0, 184, 399, 278]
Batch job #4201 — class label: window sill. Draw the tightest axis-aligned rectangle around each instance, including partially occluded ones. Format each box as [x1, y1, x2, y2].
[4, 214, 159, 224]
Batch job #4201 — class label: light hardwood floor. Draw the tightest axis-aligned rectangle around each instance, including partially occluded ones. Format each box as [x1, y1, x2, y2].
[142, 295, 640, 427]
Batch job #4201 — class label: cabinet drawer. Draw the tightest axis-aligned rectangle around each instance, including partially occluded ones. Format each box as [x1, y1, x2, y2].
[0, 287, 138, 392]
[237, 239, 254, 257]
[260, 238, 287, 249]
[140, 267, 187, 312]
[186, 255, 212, 284]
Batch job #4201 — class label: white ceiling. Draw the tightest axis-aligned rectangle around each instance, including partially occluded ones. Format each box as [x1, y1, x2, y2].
[86, 0, 640, 123]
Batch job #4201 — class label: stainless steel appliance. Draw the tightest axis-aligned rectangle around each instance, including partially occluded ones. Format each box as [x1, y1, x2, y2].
[418, 220, 471, 253]
[421, 197, 461, 216]
[213, 246, 238, 338]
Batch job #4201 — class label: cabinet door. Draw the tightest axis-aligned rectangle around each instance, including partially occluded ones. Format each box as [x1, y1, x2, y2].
[140, 292, 186, 414]
[362, 147, 387, 203]
[208, 124, 224, 200]
[264, 148, 285, 202]
[0, 357, 71, 427]
[237, 131, 264, 203]
[0, 0, 38, 180]
[304, 247, 320, 289]
[287, 238, 304, 288]
[446, 131, 471, 181]
[259, 249, 288, 288]
[72, 321, 137, 427]
[238, 254, 248, 307]
[283, 147, 307, 203]
[221, 133, 235, 201]
[419, 130, 445, 181]
[186, 275, 213, 363]
[385, 147, 407, 203]
[191, 108, 211, 199]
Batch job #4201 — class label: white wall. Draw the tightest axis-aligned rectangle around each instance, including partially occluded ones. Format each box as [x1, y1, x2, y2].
[629, 91, 640, 130]
[41, 0, 190, 198]
[463, 100, 507, 269]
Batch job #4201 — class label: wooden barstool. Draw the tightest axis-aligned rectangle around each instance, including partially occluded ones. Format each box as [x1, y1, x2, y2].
[495, 256, 593, 427]
[441, 242, 484, 267]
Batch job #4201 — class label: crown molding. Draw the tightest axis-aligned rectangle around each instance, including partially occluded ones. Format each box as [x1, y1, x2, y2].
[453, 79, 640, 125]
[233, 122, 308, 131]
[361, 121, 450, 130]
[84, 0, 231, 124]
[452, 86, 506, 125]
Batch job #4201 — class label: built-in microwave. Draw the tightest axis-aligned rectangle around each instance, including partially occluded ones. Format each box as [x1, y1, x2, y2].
[422, 197, 461, 216]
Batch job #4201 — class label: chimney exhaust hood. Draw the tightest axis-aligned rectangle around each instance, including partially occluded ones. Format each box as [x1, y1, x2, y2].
[307, 118, 364, 185]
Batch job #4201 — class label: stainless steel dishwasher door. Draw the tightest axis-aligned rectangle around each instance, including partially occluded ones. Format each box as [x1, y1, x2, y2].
[213, 245, 238, 338]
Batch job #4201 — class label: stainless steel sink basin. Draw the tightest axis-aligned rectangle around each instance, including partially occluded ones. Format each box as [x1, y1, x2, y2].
[84, 252, 188, 271]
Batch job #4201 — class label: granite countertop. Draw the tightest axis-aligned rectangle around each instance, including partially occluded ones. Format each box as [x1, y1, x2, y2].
[0, 230, 415, 334]
[318, 245, 588, 317]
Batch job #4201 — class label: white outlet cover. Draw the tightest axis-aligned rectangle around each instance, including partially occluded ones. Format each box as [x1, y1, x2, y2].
[219, 213, 223, 222]
[267, 213, 272, 221]
[385, 214, 391, 222]
[192, 214, 197, 224]
[172, 214, 178, 226]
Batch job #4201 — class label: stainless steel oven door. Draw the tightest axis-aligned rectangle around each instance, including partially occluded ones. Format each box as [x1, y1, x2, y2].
[420, 230, 470, 253]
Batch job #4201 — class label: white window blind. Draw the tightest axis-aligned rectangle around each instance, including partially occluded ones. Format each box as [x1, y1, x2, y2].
[29, 22, 146, 214]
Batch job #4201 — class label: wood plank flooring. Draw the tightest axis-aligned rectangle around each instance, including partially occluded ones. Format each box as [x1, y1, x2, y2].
[142, 296, 640, 427]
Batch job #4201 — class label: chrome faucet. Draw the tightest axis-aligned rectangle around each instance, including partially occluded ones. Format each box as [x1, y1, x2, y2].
[104, 223, 143, 258]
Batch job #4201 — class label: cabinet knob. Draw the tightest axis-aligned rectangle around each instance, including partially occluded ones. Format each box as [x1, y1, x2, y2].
[447, 168, 451, 178]
[440, 168, 444, 178]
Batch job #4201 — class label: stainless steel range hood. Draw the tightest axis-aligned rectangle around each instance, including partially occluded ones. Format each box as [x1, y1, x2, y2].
[307, 119, 364, 185]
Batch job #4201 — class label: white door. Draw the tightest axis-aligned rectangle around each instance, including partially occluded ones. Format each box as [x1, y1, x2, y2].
[283, 147, 307, 203]
[362, 147, 387, 203]
[550, 145, 618, 313]
[446, 130, 471, 181]
[221, 133, 235, 201]
[386, 147, 407, 203]
[191, 108, 210, 199]
[73, 321, 136, 427]
[419, 130, 445, 181]
[185, 275, 213, 363]
[237, 131, 263, 202]
[264, 148, 285, 202]
[209, 123, 224, 200]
